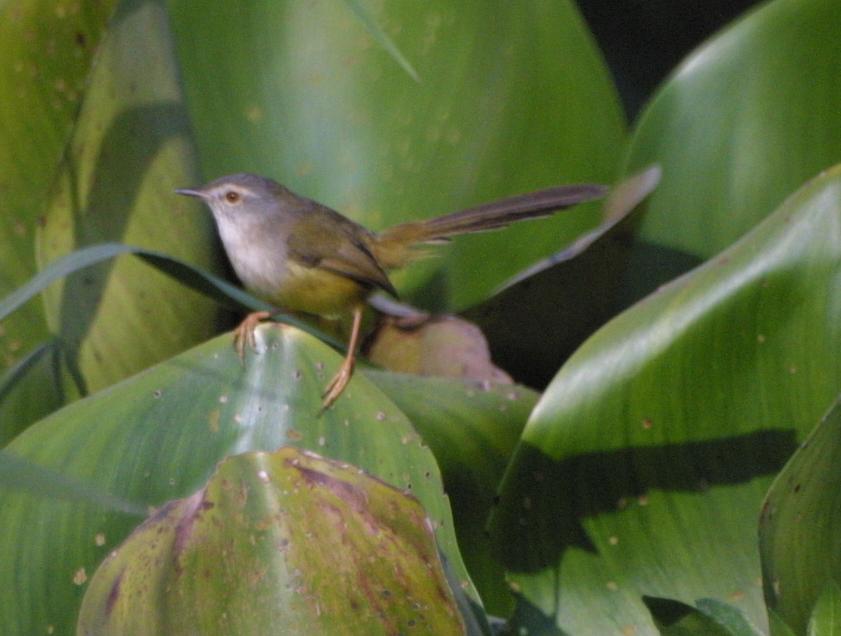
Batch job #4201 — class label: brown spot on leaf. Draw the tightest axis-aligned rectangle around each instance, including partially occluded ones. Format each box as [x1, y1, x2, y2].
[172, 491, 212, 573]
[295, 465, 368, 510]
[106, 569, 124, 615]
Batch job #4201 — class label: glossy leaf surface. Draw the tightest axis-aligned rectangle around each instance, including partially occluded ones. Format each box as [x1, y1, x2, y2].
[623, 0, 841, 261]
[492, 167, 841, 634]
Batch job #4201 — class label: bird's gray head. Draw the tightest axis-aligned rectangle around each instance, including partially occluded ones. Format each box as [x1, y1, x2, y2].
[176, 173, 287, 220]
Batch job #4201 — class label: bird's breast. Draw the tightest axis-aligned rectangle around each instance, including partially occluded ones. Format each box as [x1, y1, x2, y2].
[214, 214, 363, 316]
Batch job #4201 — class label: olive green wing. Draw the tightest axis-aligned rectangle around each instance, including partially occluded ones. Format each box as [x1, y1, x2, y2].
[287, 205, 398, 297]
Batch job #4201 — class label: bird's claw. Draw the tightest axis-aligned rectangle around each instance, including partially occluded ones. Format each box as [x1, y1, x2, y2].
[232, 311, 271, 366]
[320, 359, 355, 412]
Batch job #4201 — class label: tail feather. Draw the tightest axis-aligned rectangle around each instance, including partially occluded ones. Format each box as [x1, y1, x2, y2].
[373, 183, 606, 268]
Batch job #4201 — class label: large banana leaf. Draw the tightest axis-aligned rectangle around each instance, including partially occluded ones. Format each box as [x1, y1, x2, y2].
[37, 0, 223, 395]
[0, 322, 537, 634]
[167, 0, 625, 310]
[491, 166, 841, 635]
[0, 0, 116, 437]
[621, 0, 841, 293]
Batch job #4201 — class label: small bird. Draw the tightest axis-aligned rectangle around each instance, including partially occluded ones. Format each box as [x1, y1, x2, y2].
[177, 173, 606, 409]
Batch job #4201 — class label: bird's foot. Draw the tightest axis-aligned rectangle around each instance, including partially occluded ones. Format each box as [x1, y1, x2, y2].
[232, 311, 272, 365]
[321, 356, 355, 411]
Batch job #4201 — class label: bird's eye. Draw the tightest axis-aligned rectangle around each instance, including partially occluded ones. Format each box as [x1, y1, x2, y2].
[224, 191, 241, 203]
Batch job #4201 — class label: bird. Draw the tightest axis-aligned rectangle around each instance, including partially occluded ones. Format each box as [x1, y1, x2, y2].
[177, 173, 606, 409]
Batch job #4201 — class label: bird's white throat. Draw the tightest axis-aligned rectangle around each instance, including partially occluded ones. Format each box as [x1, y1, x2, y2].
[212, 211, 289, 300]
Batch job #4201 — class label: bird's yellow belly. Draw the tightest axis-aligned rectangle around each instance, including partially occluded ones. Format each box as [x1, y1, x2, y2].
[261, 261, 366, 317]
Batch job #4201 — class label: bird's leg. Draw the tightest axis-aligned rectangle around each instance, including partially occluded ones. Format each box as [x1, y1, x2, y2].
[232, 310, 272, 364]
[321, 305, 364, 410]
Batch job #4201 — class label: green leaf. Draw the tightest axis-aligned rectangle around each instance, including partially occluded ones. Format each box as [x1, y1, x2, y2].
[0, 449, 143, 516]
[623, 0, 841, 263]
[490, 165, 841, 635]
[1, 242, 290, 330]
[760, 400, 841, 634]
[0, 0, 115, 284]
[168, 0, 625, 310]
[3, 242, 258, 321]
[78, 447, 465, 634]
[0, 324, 474, 635]
[695, 599, 764, 636]
[0, 241, 343, 355]
[769, 609, 798, 636]
[342, 0, 420, 83]
[368, 371, 538, 615]
[36, 0, 224, 395]
[808, 582, 841, 636]
[0, 0, 116, 430]
[0, 340, 60, 444]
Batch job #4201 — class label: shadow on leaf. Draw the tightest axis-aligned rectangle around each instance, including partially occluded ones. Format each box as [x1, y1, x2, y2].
[492, 428, 797, 572]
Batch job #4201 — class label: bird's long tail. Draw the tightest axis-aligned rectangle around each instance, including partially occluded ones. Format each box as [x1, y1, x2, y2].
[372, 183, 607, 268]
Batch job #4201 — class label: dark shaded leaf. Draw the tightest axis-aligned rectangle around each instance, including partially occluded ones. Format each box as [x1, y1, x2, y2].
[0, 340, 60, 444]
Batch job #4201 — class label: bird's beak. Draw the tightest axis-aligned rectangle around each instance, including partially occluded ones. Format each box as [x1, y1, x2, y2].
[175, 187, 206, 199]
